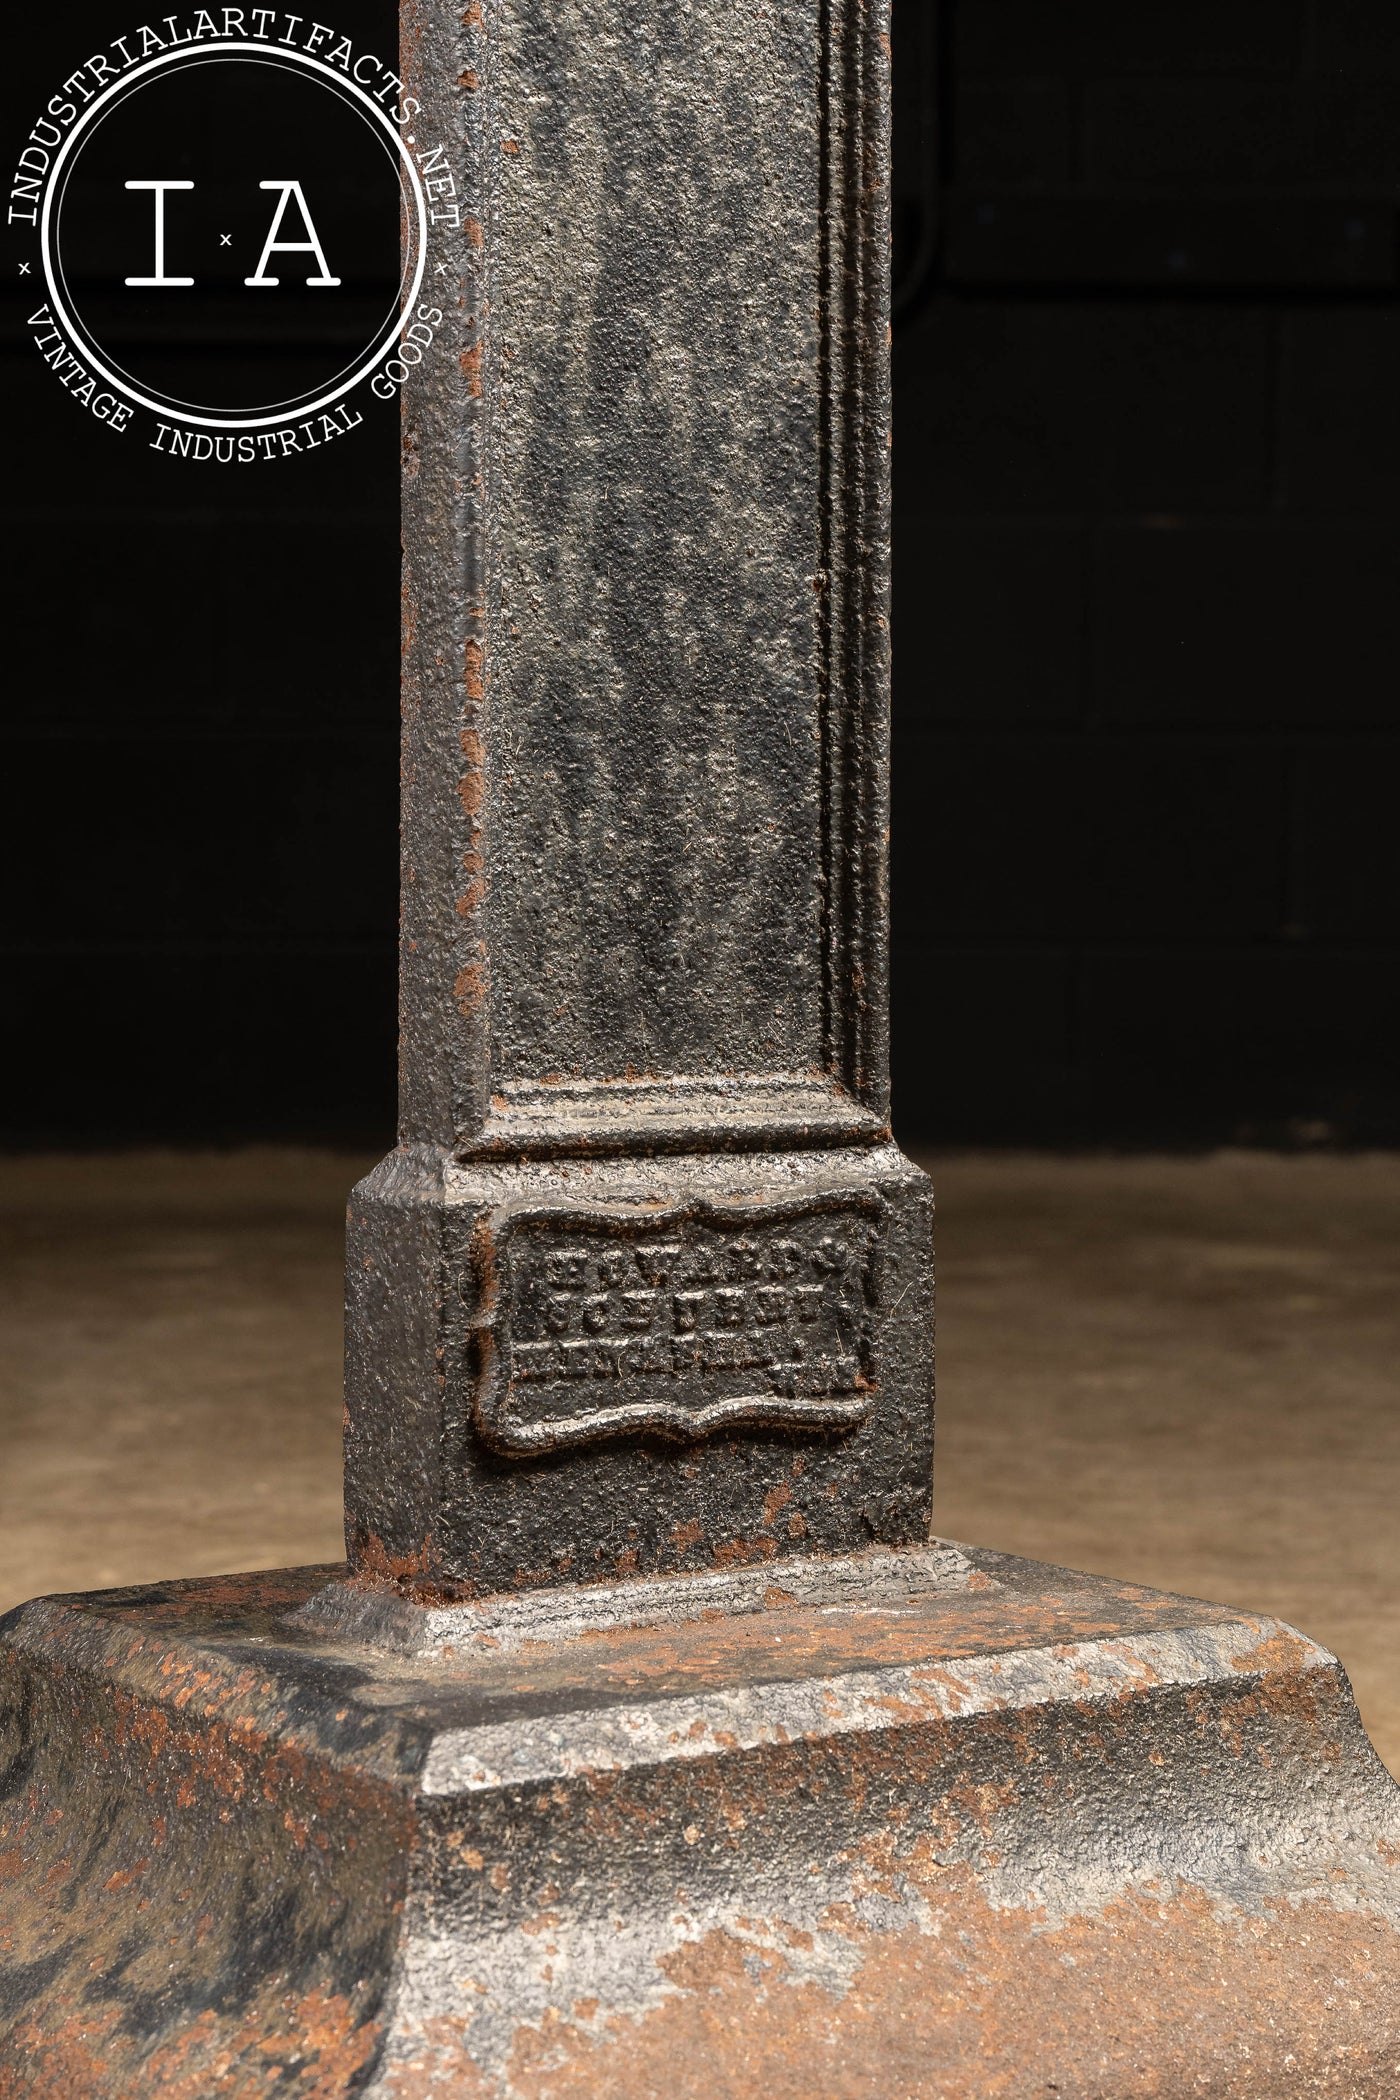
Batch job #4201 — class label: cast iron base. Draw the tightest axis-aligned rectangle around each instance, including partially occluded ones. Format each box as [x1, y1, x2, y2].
[3, 1544, 1400, 2096]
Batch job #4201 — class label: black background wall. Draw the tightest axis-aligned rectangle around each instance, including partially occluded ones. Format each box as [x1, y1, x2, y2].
[891, 0, 1400, 1144]
[3, 0, 1397, 1148]
[2, 1, 401, 1145]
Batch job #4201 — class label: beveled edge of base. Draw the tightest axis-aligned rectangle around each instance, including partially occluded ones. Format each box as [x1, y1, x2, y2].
[286, 1539, 984, 1658]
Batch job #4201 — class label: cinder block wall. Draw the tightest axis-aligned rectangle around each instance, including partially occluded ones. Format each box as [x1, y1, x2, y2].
[891, 0, 1400, 1144]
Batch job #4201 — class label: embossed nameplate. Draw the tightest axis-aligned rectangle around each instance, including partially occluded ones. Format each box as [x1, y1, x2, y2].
[472, 1192, 884, 1455]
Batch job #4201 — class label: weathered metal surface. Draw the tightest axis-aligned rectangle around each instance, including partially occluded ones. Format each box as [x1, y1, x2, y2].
[6, 0, 1400, 2082]
[4, 1548, 1400, 2095]
[345, 1146, 932, 1595]
[0, 1570, 412, 2096]
[474, 1189, 886, 1454]
[347, 0, 920, 1597]
[396, 0, 890, 1150]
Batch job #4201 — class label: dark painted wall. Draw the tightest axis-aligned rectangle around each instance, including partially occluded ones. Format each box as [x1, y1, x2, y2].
[891, 0, 1400, 1143]
[1, 3, 401, 1146]
[2, 1, 1396, 1145]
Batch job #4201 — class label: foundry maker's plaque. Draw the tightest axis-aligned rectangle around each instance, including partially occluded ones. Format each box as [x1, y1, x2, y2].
[472, 1193, 883, 1454]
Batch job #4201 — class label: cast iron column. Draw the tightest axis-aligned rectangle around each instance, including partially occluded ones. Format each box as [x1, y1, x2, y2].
[344, 0, 934, 1595]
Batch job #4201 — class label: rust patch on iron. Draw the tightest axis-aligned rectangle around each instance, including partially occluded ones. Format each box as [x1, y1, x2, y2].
[455, 947, 488, 1015]
[0, 1983, 380, 2099]
[352, 1532, 440, 1592]
[762, 1481, 793, 1525]
[377, 2019, 496, 2099]
[1228, 1624, 1321, 1678]
[511, 1881, 1400, 2098]
[711, 1536, 780, 1569]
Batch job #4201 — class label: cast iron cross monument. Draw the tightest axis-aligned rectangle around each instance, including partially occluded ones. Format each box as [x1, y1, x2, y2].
[4, 0, 1400, 2088]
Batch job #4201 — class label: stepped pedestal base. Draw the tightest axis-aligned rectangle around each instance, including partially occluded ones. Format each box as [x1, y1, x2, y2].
[3, 1544, 1400, 2096]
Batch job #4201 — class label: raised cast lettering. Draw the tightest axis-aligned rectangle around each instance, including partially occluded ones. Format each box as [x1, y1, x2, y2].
[472, 1194, 884, 1455]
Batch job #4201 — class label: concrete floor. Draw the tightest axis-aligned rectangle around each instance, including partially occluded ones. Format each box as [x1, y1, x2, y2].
[2, 1148, 1397, 1771]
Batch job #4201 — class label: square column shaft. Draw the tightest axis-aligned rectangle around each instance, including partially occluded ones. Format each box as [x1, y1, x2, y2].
[345, 0, 933, 1594]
